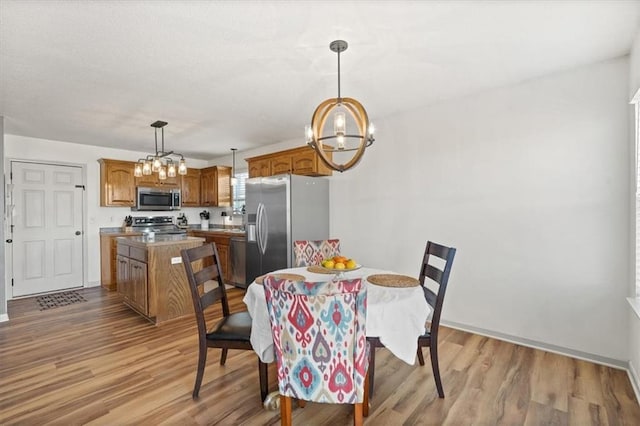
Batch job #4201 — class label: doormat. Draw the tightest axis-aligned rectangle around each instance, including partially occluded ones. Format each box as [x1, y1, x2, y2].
[36, 290, 87, 311]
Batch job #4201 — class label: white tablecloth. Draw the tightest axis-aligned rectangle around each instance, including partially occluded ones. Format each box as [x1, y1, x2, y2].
[242, 267, 431, 365]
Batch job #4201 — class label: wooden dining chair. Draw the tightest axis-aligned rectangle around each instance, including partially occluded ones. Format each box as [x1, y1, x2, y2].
[293, 239, 341, 266]
[263, 276, 370, 425]
[181, 243, 269, 401]
[367, 240, 456, 398]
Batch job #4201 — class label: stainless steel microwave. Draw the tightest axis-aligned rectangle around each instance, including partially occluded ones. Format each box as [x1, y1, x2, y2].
[134, 187, 181, 211]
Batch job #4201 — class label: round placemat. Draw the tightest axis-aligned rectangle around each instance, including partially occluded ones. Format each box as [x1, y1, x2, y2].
[255, 273, 306, 285]
[367, 274, 420, 288]
[306, 265, 335, 274]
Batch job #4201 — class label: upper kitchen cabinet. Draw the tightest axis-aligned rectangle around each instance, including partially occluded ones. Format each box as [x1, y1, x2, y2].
[134, 172, 178, 188]
[99, 159, 136, 207]
[248, 157, 271, 178]
[201, 166, 231, 207]
[246, 146, 333, 178]
[180, 168, 202, 207]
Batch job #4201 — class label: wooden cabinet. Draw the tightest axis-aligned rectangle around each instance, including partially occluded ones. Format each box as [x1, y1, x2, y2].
[116, 236, 203, 324]
[188, 231, 232, 283]
[181, 168, 201, 207]
[135, 173, 178, 188]
[98, 159, 136, 206]
[201, 166, 231, 207]
[246, 146, 333, 178]
[99, 159, 231, 207]
[116, 243, 149, 315]
[248, 158, 271, 178]
[100, 232, 142, 291]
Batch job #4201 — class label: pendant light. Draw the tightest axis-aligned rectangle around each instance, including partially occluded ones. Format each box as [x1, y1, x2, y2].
[134, 121, 188, 180]
[230, 148, 238, 186]
[305, 40, 375, 172]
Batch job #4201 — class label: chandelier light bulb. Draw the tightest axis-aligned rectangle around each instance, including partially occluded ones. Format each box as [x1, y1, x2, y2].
[134, 162, 143, 177]
[158, 166, 167, 180]
[368, 123, 375, 137]
[178, 159, 187, 175]
[167, 163, 177, 178]
[142, 161, 152, 175]
[337, 135, 345, 150]
[152, 157, 161, 172]
[334, 111, 346, 136]
[305, 125, 313, 144]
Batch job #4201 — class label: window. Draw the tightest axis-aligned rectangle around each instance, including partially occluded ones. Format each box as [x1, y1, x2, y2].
[233, 171, 249, 214]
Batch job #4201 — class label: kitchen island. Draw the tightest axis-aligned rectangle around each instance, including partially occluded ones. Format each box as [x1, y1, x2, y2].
[116, 234, 204, 324]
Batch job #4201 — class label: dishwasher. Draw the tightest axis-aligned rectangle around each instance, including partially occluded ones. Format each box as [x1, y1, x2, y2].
[230, 237, 247, 288]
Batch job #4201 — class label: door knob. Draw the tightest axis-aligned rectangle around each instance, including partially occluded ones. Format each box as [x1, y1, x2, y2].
[75, 231, 82, 235]
[5, 239, 12, 243]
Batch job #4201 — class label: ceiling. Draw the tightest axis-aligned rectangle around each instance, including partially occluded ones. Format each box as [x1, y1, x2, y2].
[1, 1, 639, 160]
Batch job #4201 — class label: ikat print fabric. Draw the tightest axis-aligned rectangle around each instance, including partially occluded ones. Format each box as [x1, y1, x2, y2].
[263, 276, 368, 404]
[293, 239, 341, 267]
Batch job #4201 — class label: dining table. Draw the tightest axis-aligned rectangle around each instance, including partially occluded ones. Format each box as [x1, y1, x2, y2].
[242, 266, 431, 366]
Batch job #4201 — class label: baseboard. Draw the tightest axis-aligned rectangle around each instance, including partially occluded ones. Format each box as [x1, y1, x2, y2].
[629, 361, 640, 404]
[441, 320, 627, 370]
[0, 313, 8, 323]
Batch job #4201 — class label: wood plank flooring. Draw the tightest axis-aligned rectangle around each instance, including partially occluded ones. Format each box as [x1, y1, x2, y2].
[1, 287, 639, 425]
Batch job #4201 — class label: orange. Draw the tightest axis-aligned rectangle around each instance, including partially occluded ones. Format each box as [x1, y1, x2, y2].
[333, 256, 348, 264]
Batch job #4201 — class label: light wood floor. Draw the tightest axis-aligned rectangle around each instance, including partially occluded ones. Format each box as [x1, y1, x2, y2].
[1, 287, 639, 425]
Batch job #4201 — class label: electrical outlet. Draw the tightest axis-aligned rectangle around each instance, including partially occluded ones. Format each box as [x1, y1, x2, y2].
[171, 257, 182, 265]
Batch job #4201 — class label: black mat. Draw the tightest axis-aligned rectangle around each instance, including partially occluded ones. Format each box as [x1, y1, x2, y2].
[36, 290, 87, 310]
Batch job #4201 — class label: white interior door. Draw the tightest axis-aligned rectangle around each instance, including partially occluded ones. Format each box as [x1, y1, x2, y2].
[10, 161, 84, 297]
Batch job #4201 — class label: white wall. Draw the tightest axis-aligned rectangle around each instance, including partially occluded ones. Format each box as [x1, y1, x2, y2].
[628, 29, 640, 389]
[4, 136, 209, 288]
[329, 57, 630, 361]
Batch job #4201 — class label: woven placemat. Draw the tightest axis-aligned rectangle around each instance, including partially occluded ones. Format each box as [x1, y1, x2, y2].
[307, 265, 335, 274]
[255, 273, 306, 285]
[367, 274, 420, 288]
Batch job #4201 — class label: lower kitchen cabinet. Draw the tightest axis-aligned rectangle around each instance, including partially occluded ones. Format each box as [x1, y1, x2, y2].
[101, 231, 142, 291]
[116, 236, 204, 324]
[188, 231, 231, 283]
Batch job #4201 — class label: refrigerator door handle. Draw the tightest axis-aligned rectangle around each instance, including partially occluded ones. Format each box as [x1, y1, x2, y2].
[256, 203, 267, 255]
[260, 204, 268, 254]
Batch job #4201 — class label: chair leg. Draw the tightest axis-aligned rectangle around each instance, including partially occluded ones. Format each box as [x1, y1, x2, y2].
[280, 395, 292, 426]
[430, 344, 444, 398]
[354, 402, 363, 426]
[220, 348, 228, 365]
[259, 360, 269, 402]
[363, 368, 370, 417]
[368, 345, 376, 397]
[417, 344, 425, 366]
[192, 343, 207, 399]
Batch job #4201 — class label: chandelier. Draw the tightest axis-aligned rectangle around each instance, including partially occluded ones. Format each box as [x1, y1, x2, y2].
[305, 40, 375, 172]
[134, 120, 187, 180]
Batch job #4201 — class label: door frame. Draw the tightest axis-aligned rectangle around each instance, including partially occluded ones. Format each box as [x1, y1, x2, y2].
[5, 158, 88, 299]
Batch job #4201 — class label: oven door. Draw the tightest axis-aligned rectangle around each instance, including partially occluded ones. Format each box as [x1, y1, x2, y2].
[135, 187, 176, 211]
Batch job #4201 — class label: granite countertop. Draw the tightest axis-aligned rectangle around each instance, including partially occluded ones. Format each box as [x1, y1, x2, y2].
[100, 227, 142, 235]
[116, 235, 205, 247]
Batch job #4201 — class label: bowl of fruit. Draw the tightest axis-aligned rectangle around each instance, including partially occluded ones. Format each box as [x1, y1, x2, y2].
[320, 255, 360, 272]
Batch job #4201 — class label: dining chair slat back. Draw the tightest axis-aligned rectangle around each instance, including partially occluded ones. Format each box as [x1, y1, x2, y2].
[367, 240, 456, 399]
[263, 276, 370, 425]
[181, 243, 268, 401]
[293, 239, 341, 266]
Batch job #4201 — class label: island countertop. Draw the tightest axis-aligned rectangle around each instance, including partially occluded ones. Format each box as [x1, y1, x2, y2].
[116, 235, 205, 247]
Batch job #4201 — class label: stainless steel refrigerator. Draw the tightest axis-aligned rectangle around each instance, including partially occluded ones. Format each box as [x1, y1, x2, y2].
[245, 174, 329, 284]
